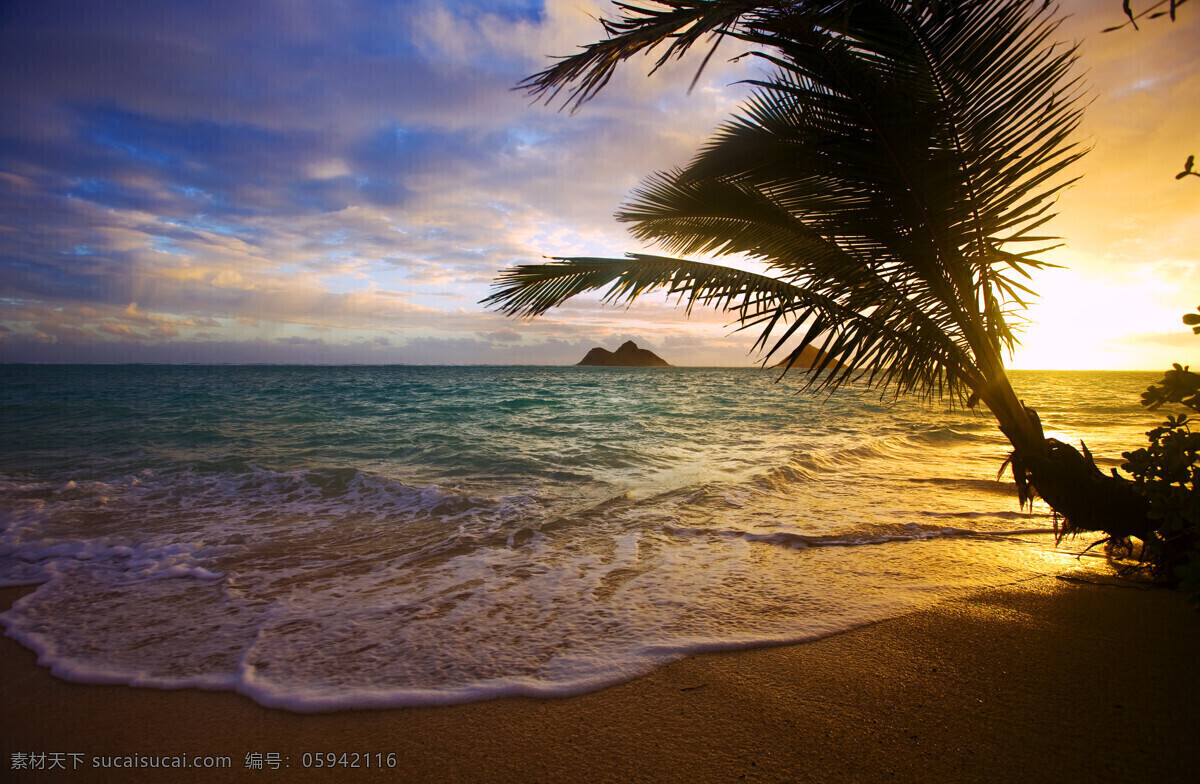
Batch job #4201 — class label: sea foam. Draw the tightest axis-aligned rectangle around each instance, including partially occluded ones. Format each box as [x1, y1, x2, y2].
[0, 366, 1159, 711]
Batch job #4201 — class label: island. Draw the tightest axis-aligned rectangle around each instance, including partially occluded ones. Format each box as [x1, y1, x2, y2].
[577, 340, 671, 367]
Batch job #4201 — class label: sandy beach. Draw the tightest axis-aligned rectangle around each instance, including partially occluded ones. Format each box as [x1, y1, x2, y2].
[2, 575, 1198, 783]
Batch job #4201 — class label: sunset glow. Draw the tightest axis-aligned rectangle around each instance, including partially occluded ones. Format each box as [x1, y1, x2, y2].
[0, 0, 1195, 369]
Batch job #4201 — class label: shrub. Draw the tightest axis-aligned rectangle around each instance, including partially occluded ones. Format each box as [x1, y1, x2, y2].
[1118, 312, 1200, 605]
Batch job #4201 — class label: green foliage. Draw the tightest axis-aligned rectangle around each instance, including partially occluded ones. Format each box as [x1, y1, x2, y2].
[1141, 363, 1200, 410]
[1120, 414, 1200, 597]
[1122, 415, 1200, 528]
[1121, 312, 1200, 605]
[1184, 306, 1200, 333]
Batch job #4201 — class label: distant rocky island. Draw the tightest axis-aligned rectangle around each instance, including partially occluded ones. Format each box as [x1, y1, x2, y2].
[577, 340, 671, 367]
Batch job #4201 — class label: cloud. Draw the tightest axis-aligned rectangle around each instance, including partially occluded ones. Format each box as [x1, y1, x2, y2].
[0, 0, 1195, 370]
[0, 0, 762, 363]
[483, 327, 523, 343]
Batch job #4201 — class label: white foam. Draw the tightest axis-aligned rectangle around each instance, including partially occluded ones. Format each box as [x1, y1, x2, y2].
[0, 428, 1106, 712]
[661, 521, 1059, 550]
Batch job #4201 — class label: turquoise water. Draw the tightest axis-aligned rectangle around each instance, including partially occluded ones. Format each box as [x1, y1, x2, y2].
[0, 365, 1163, 710]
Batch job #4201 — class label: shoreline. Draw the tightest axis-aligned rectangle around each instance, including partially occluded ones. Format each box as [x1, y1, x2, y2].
[2, 577, 1198, 783]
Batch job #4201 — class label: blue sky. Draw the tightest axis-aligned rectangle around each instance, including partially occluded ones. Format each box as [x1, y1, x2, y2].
[0, 0, 1196, 368]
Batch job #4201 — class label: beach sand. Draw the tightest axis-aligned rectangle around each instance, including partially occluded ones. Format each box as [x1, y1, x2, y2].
[2, 576, 1198, 783]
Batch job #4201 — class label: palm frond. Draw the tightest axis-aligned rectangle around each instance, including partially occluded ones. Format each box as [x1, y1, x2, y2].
[483, 253, 800, 318]
[490, 0, 1087, 409]
[518, 0, 760, 112]
[483, 253, 980, 398]
[518, 0, 975, 112]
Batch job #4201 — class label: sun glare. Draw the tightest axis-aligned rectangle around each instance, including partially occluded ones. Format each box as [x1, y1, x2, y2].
[1010, 267, 1183, 371]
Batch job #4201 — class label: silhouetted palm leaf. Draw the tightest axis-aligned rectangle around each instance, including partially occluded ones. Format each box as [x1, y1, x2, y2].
[520, 0, 774, 112]
[488, 0, 1086, 418]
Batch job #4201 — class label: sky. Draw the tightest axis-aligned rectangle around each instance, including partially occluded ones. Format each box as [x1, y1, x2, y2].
[0, 0, 1195, 369]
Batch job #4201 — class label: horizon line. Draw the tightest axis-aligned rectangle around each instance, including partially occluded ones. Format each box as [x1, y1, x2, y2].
[0, 361, 1172, 372]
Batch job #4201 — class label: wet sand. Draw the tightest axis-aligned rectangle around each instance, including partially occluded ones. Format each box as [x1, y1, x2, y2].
[2, 576, 1198, 783]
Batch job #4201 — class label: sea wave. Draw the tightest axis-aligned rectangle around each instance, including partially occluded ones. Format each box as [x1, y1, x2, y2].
[661, 521, 1057, 549]
[0, 366, 1153, 710]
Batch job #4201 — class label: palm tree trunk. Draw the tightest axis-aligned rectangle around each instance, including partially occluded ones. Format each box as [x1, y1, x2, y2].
[981, 373, 1151, 543]
[1016, 434, 1151, 541]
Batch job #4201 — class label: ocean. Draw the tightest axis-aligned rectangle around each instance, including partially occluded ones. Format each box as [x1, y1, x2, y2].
[0, 365, 1164, 711]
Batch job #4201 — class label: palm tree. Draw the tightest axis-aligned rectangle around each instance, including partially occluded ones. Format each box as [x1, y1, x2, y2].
[484, 0, 1151, 542]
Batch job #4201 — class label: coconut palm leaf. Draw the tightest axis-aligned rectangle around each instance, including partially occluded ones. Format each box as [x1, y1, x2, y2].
[520, 0, 776, 112]
[483, 252, 974, 395]
[489, 0, 1085, 421]
[521, 1, 968, 112]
